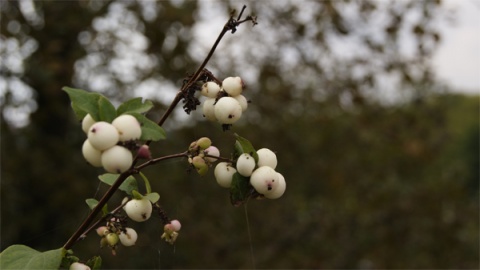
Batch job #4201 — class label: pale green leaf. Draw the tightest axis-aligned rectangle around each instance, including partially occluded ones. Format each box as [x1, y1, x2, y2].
[0, 245, 64, 270]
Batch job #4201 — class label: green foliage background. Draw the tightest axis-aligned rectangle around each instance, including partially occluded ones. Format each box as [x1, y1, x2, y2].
[1, 0, 478, 269]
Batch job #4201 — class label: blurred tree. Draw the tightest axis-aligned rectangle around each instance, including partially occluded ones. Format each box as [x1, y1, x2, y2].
[1, 0, 478, 269]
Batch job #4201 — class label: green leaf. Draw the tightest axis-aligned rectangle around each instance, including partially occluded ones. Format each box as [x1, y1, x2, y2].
[139, 171, 152, 194]
[86, 256, 102, 270]
[85, 198, 99, 210]
[97, 96, 117, 123]
[130, 112, 166, 141]
[144, 192, 160, 203]
[63, 87, 102, 121]
[234, 134, 259, 162]
[0, 245, 64, 270]
[230, 173, 253, 207]
[117, 97, 154, 115]
[98, 174, 139, 196]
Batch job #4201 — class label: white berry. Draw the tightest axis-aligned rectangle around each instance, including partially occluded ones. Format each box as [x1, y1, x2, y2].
[112, 114, 142, 142]
[124, 198, 152, 222]
[214, 162, 237, 188]
[82, 139, 102, 167]
[202, 98, 217, 121]
[101, 145, 133, 173]
[263, 172, 286, 199]
[201, 81, 221, 98]
[256, 148, 277, 169]
[70, 262, 91, 270]
[250, 166, 279, 195]
[87, 121, 119, 151]
[234, 94, 248, 112]
[119, 227, 138, 246]
[82, 114, 96, 134]
[214, 97, 242, 124]
[236, 153, 256, 177]
[222, 76, 243, 97]
[204, 146, 220, 162]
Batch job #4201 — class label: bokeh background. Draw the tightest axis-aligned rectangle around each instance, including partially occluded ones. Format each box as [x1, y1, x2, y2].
[1, 0, 478, 269]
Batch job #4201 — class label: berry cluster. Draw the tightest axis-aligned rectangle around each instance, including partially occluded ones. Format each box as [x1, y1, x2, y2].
[201, 77, 248, 128]
[81, 114, 142, 173]
[188, 137, 220, 176]
[95, 217, 138, 255]
[215, 148, 286, 199]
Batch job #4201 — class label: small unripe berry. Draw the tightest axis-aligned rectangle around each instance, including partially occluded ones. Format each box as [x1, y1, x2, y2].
[106, 233, 119, 247]
[82, 114, 96, 134]
[101, 146, 133, 173]
[137, 144, 151, 159]
[112, 114, 142, 142]
[236, 153, 256, 177]
[82, 139, 103, 167]
[119, 227, 138, 246]
[222, 76, 243, 97]
[263, 172, 286, 199]
[70, 262, 91, 270]
[202, 98, 217, 121]
[124, 198, 153, 222]
[88, 121, 119, 151]
[256, 148, 277, 169]
[214, 162, 237, 188]
[214, 97, 242, 124]
[196, 137, 212, 150]
[204, 146, 220, 162]
[250, 166, 279, 195]
[170, 219, 182, 231]
[234, 94, 248, 112]
[192, 156, 208, 176]
[201, 81, 221, 98]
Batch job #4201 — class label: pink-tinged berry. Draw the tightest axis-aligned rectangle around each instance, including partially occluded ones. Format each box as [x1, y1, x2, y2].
[137, 144, 151, 159]
[204, 146, 220, 162]
[170, 219, 182, 231]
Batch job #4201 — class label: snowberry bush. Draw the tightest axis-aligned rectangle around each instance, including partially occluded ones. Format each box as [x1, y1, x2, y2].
[0, 6, 286, 270]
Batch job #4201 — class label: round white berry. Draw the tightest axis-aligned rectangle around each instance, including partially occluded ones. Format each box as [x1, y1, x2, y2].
[236, 153, 256, 177]
[124, 198, 153, 222]
[222, 76, 243, 97]
[204, 146, 220, 162]
[250, 166, 279, 195]
[82, 139, 102, 167]
[101, 145, 133, 173]
[256, 148, 277, 169]
[119, 227, 138, 246]
[70, 262, 91, 270]
[263, 172, 286, 199]
[87, 121, 119, 151]
[82, 114, 96, 134]
[201, 81, 221, 98]
[112, 114, 142, 142]
[214, 162, 237, 188]
[234, 94, 248, 112]
[202, 98, 217, 121]
[214, 97, 242, 124]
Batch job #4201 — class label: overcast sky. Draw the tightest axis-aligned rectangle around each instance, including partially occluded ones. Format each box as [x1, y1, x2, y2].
[432, 0, 480, 94]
